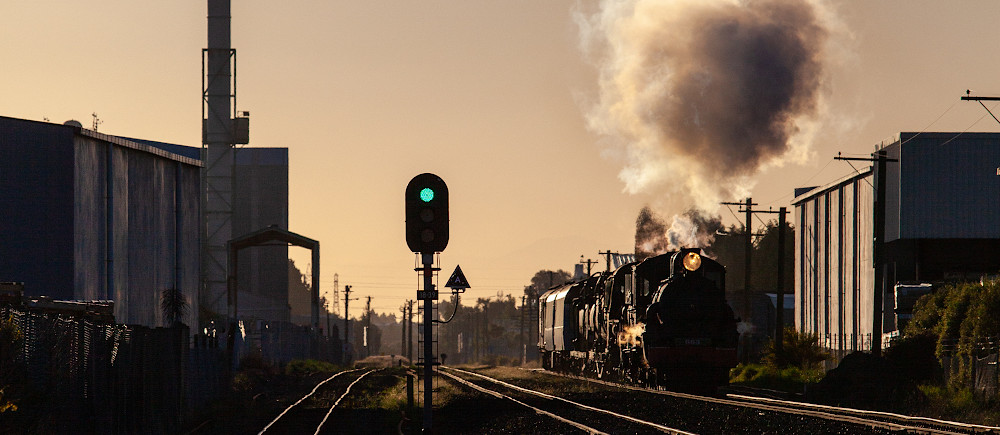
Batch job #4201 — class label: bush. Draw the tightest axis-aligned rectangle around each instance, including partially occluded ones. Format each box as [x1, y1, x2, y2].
[904, 281, 1000, 389]
[762, 327, 830, 370]
[284, 359, 338, 376]
[809, 351, 924, 412]
[729, 363, 824, 391]
[0, 314, 24, 414]
[884, 332, 941, 383]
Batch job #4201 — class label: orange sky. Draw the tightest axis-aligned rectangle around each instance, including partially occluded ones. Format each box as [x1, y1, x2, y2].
[3, 1, 1000, 316]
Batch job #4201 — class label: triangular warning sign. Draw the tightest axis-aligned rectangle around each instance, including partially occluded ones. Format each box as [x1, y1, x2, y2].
[445, 265, 471, 289]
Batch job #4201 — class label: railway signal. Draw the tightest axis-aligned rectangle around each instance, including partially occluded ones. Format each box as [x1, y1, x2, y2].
[405, 172, 450, 432]
[405, 173, 449, 253]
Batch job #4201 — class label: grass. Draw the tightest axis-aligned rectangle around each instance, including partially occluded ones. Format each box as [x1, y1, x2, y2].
[729, 363, 824, 393]
[284, 358, 340, 376]
[916, 385, 1000, 426]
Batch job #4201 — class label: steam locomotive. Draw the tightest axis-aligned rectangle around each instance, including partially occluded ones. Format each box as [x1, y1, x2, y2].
[538, 249, 738, 389]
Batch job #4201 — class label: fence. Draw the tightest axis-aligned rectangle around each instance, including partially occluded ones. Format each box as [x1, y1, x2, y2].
[938, 338, 1000, 397]
[1, 306, 227, 434]
[252, 320, 342, 365]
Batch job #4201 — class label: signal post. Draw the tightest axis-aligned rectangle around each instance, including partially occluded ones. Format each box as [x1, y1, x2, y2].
[405, 173, 449, 431]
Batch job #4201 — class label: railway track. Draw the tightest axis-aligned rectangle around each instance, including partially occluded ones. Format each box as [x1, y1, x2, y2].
[257, 368, 378, 435]
[440, 366, 695, 434]
[534, 368, 1000, 434]
[722, 393, 1000, 435]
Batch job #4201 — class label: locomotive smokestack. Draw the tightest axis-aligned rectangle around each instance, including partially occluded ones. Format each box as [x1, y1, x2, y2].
[579, 0, 832, 210]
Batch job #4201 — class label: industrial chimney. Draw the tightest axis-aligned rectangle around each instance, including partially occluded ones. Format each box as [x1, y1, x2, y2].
[202, 0, 245, 324]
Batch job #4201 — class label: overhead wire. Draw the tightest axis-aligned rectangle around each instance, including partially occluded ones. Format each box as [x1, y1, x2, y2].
[760, 97, 965, 208]
[939, 101, 1000, 146]
[844, 160, 874, 189]
[898, 98, 960, 147]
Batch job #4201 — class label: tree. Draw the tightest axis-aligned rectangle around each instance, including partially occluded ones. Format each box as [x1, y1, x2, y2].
[707, 221, 794, 296]
[287, 259, 312, 322]
[751, 219, 794, 294]
[160, 288, 188, 327]
[523, 269, 572, 298]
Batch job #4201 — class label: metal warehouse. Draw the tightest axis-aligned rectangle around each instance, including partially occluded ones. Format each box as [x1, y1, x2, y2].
[0, 116, 291, 329]
[0, 116, 201, 327]
[793, 132, 1000, 363]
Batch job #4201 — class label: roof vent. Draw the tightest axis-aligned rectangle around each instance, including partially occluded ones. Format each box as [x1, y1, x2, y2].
[63, 120, 83, 128]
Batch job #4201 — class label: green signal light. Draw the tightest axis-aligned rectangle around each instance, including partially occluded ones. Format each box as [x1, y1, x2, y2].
[420, 187, 435, 202]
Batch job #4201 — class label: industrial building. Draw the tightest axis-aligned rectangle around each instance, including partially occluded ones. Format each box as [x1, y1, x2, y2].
[232, 148, 290, 322]
[0, 116, 201, 326]
[793, 132, 1000, 361]
[0, 115, 291, 328]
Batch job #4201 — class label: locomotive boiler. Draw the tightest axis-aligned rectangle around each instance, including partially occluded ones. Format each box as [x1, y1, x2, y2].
[538, 249, 738, 389]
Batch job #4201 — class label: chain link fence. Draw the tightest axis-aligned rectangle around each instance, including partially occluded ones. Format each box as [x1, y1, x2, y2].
[1, 306, 226, 434]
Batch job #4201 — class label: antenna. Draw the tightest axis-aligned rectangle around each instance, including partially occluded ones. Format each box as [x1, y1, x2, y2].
[91, 113, 102, 131]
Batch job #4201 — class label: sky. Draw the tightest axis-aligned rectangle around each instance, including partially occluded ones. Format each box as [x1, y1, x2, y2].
[3, 1, 1000, 317]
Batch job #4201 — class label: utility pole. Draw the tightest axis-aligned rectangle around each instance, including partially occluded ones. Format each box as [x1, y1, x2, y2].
[333, 273, 339, 315]
[400, 303, 407, 359]
[776, 207, 787, 353]
[343, 285, 354, 361]
[747, 206, 789, 353]
[365, 296, 372, 357]
[483, 302, 486, 356]
[580, 256, 598, 276]
[405, 301, 411, 362]
[325, 299, 331, 338]
[836, 152, 896, 356]
[598, 250, 615, 272]
[520, 295, 526, 365]
[721, 199, 758, 325]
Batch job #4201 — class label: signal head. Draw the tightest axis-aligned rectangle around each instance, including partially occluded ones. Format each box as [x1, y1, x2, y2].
[406, 173, 449, 253]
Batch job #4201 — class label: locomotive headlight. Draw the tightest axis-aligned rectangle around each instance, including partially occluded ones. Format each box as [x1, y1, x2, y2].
[682, 252, 702, 271]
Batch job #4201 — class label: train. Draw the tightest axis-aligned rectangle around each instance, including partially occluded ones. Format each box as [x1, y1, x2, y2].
[538, 248, 738, 389]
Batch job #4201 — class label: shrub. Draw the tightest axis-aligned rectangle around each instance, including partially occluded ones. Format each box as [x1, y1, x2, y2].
[905, 282, 1000, 388]
[884, 332, 942, 383]
[285, 359, 338, 376]
[0, 314, 24, 414]
[729, 363, 823, 391]
[762, 327, 830, 370]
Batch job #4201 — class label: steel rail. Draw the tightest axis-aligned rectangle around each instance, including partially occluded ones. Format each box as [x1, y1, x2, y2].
[537, 369, 981, 435]
[725, 394, 1000, 435]
[444, 367, 694, 435]
[314, 369, 378, 435]
[439, 369, 607, 435]
[258, 368, 364, 435]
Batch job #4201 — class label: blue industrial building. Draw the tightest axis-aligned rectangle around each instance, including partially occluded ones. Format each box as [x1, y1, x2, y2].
[0, 115, 290, 328]
[0, 116, 201, 326]
[793, 132, 1000, 364]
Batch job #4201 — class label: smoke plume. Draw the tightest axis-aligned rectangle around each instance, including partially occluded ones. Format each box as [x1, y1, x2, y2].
[579, 0, 831, 210]
[636, 206, 722, 260]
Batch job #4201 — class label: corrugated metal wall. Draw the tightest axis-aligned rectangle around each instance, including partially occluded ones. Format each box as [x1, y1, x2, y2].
[794, 171, 874, 356]
[72, 133, 200, 328]
[0, 118, 76, 298]
[896, 133, 1000, 239]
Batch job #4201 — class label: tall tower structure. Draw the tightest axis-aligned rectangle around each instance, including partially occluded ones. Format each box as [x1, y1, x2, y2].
[203, 0, 246, 323]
